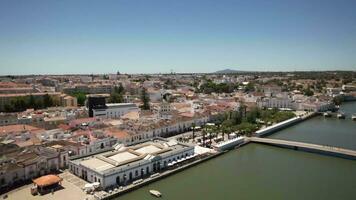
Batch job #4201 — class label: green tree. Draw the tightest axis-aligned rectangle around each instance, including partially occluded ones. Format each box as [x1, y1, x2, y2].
[28, 95, 39, 110]
[303, 86, 314, 96]
[110, 92, 123, 103]
[333, 96, 343, 106]
[244, 82, 255, 92]
[141, 88, 150, 110]
[72, 92, 87, 106]
[43, 94, 53, 108]
[201, 128, 207, 146]
[191, 122, 196, 141]
[110, 84, 125, 103]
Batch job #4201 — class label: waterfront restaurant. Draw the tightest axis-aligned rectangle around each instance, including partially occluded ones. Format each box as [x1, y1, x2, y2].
[69, 138, 194, 189]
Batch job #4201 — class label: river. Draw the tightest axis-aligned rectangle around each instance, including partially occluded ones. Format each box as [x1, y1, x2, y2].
[269, 101, 356, 150]
[117, 102, 356, 200]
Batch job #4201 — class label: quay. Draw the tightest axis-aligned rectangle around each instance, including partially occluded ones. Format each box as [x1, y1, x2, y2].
[96, 151, 222, 200]
[255, 112, 316, 137]
[247, 137, 356, 160]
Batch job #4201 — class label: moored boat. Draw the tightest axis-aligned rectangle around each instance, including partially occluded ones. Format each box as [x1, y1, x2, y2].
[337, 112, 345, 119]
[149, 190, 162, 197]
[352, 114, 356, 121]
[323, 112, 331, 117]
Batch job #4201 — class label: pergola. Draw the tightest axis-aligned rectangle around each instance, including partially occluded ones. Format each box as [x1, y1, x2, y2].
[33, 174, 63, 193]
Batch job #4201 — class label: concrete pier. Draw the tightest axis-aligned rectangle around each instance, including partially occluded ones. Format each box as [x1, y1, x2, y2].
[248, 137, 356, 160]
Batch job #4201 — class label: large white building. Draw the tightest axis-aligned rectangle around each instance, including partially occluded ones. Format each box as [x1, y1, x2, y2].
[69, 138, 194, 189]
[92, 103, 139, 119]
[257, 97, 293, 109]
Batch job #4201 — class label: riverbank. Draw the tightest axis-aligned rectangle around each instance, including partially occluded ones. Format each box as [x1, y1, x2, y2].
[114, 103, 356, 200]
[99, 112, 320, 199]
[97, 151, 222, 200]
[115, 143, 356, 200]
[255, 112, 316, 137]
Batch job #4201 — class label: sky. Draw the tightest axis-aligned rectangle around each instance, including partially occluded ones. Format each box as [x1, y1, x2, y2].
[0, 0, 356, 75]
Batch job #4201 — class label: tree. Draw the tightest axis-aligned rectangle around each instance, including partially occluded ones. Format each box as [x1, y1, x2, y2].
[110, 85, 125, 103]
[333, 96, 343, 106]
[192, 122, 196, 141]
[43, 94, 53, 108]
[11, 97, 27, 112]
[72, 92, 87, 106]
[201, 128, 206, 146]
[109, 92, 123, 103]
[28, 95, 38, 110]
[141, 88, 150, 110]
[244, 82, 255, 92]
[114, 84, 125, 94]
[246, 107, 260, 123]
[303, 86, 314, 96]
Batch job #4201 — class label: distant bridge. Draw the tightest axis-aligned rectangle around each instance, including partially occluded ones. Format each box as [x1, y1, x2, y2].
[247, 137, 356, 160]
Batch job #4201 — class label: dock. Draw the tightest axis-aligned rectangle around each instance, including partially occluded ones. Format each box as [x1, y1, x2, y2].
[247, 137, 356, 160]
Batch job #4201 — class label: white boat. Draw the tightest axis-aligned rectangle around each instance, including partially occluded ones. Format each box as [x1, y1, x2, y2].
[337, 112, 345, 119]
[352, 114, 356, 121]
[149, 190, 162, 197]
[323, 112, 331, 117]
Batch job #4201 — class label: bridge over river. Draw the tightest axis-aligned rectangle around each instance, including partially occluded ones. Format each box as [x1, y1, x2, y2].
[247, 137, 356, 160]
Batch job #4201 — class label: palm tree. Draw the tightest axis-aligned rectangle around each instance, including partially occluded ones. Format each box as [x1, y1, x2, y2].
[209, 127, 213, 144]
[202, 128, 206, 146]
[192, 122, 196, 141]
[221, 125, 227, 141]
[226, 126, 233, 140]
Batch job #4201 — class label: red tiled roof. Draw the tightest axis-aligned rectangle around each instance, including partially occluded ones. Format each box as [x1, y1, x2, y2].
[105, 128, 130, 139]
[0, 125, 43, 135]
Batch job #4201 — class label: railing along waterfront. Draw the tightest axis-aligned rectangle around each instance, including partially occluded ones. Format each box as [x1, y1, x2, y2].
[247, 137, 356, 160]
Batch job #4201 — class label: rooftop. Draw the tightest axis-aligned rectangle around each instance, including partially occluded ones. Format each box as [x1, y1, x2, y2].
[72, 138, 192, 174]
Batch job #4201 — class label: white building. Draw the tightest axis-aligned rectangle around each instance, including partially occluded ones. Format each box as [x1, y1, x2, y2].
[69, 138, 194, 189]
[93, 103, 139, 119]
[258, 97, 293, 109]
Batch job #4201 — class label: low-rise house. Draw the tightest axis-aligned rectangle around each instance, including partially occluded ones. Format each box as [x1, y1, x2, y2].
[0, 145, 66, 190]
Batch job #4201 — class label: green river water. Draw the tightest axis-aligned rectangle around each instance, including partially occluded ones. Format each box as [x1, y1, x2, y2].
[117, 102, 356, 200]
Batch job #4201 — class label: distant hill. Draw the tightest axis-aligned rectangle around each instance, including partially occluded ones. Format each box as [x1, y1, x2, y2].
[214, 69, 246, 74]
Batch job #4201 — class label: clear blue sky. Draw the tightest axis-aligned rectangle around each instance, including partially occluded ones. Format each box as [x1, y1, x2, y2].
[0, 0, 356, 75]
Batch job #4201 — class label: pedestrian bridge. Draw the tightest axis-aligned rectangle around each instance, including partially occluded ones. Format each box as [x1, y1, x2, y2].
[247, 137, 356, 160]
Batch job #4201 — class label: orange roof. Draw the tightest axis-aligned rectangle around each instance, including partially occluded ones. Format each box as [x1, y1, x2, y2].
[58, 124, 71, 131]
[105, 128, 130, 139]
[69, 117, 96, 126]
[0, 124, 43, 135]
[179, 112, 194, 118]
[33, 175, 62, 187]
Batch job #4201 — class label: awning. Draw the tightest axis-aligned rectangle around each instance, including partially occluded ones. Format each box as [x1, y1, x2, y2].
[33, 175, 62, 187]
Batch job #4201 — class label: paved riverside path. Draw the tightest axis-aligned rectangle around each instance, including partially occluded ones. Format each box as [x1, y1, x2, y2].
[247, 137, 356, 160]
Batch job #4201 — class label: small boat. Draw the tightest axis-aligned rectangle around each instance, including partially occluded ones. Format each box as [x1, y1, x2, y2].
[323, 112, 331, 117]
[337, 112, 345, 119]
[352, 114, 356, 121]
[149, 190, 162, 197]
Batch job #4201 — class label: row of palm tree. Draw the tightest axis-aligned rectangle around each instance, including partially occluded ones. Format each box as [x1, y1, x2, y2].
[196, 123, 236, 147]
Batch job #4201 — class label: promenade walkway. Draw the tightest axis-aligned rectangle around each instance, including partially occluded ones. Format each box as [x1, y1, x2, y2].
[247, 137, 356, 160]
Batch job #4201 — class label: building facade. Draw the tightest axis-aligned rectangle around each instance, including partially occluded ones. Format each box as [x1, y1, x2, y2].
[69, 138, 194, 189]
